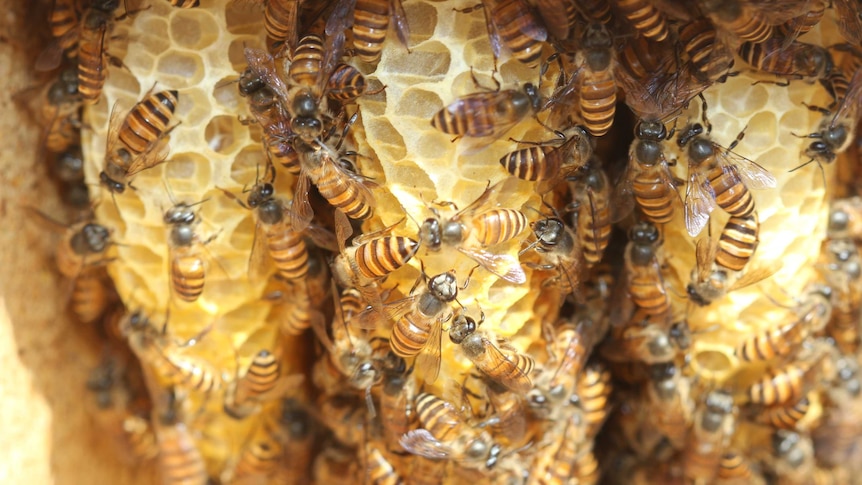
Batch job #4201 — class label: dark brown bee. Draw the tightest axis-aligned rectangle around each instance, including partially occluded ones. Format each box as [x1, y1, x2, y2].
[449, 314, 534, 394]
[569, 161, 612, 266]
[717, 451, 755, 482]
[400, 392, 500, 469]
[833, 0, 862, 46]
[349, 0, 411, 64]
[612, 0, 670, 41]
[167, 0, 199, 8]
[614, 120, 680, 224]
[523, 217, 581, 296]
[418, 182, 528, 284]
[100, 89, 179, 195]
[677, 122, 776, 237]
[77, 1, 122, 105]
[153, 399, 208, 485]
[624, 221, 670, 323]
[460, 0, 547, 68]
[574, 23, 617, 137]
[47, 0, 82, 60]
[678, 18, 736, 84]
[737, 38, 833, 82]
[55, 221, 114, 323]
[431, 81, 542, 148]
[274, 399, 314, 485]
[326, 63, 368, 105]
[533, 0, 579, 39]
[499, 125, 592, 183]
[682, 390, 736, 483]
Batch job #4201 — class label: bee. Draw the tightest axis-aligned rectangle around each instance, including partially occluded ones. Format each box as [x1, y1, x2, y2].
[162, 198, 220, 303]
[365, 442, 404, 485]
[678, 18, 736, 84]
[47, 0, 82, 60]
[569, 160, 612, 266]
[481, 378, 529, 448]
[737, 38, 833, 82]
[576, 363, 613, 437]
[230, 408, 291, 483]
[677, 122, 776, 237]
[77, 1, 125, 104]
[379, 357, 416, 452]
[274, 399, 314, 485]
[533, 0, 579, 39]
[604, 322, 684, 365]
[55, 145, 84, 185]
[624, 221, 670, 324]
[283, 33, 344, 144]
[573, 23, 617, 137]
[527, 320, 594, 417]
[418, 182, 528, 284]
[448, 313, 534, 394]
[326, 63, 368, 105]
[100, 89, 179, 195]
[498, 125, 592, 183]
[522, 217, 581, 297]
[318, 393, 368, 447]
[430, 80, 542, 148]
[696, 0, 786, 45]
[717, 451, 756, 483]
[346, 0, 411, 64]
[153, 398, 208, 485]
[167, 0, 199, 8]
[39, 67, 82, 154]
[224, 349, 303, 420]
[796, 68, 862, 170]
[773, 430, 816, 484]
[821, 239, 862, 354]
[612, 0, 670, 41]
[682, 390, 735, 483]
[645, 363, 693, 450]
[777, 0, 826, 41]
[827, 196, 862, 241]
[747, 345, 830, 406]
[458, 0, 547, 68]
[400, 392, 501, 469]
[755, 396, 811, 430]
[614, 120, 680, 225]
[263, 0, 299, 50]
[527, 411, 588, 485]
[735, 285, 831, 362]
[55, 221, 114, 323]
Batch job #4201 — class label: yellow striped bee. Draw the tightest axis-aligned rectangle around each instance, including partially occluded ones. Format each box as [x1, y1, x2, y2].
[224, 349, 304, 419]
[458, 0, 547, 68]
[683, 390, 736, 483]
[153, 395, 209, 485]
[499, 125, 592, 183]
[336, 0, 411, 64]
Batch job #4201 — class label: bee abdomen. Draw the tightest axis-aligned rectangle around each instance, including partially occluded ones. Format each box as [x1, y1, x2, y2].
[171, 255, 205, 302]
[633, 177, 674, 224]
[267, 230, 308, 281]
[629, 273, 670, 317]
[77, 29, 108, 104]
[316, 169, 374, 221]
[748, 364, 806, 406]
[355, 236, 418, 279]
[580, 77, 616, 137]
[473, 209, 528, 246]
[726, 12, 772, 44]
[759, 396, 810, 430]
[119, 90, 179, 154]
[72, 271, 110, 323]
[614, 0, 668, 41]
[353, 0, 390, 64]
[264, 0, 297, 44]
[493, 0, 545, 67]
[289, 35, 325, 87]
[391, 316, 430, 357]
[327, 64, 367, 103]
[715, 214, 759, 273]
[709, 168, 756, 217]
[499, 146, 558, 181]
[415, 393, 459, 441]
[235, 350, 280, 405]
[717, 452, 753, 480]
[157, 427, 208, 485]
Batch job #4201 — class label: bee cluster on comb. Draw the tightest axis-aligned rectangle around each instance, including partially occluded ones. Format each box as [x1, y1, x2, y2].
[18, 0, 862, 483]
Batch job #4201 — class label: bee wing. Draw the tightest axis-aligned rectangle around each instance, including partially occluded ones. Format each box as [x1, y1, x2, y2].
[352, 296, 415, 330]
[247, 220, 274, 284]
[321, 157, 378, 216]
[473, 336, 532, 393]
[35, 33, 77, 72]
[325, 0, 357, 36]
[125, 139, 172, 177]
[684, 169, 717, 237]
[399, 429, 453, 459]
[728, 262, 783, 292]
[416, 320, 443, 384]
[458, 246, 526, 284]
[290, 172, 315, 232]
[334, 208, 354, 252]
[390, 0, 411, 49]
[104, 100, 126, 159]
[453, 180, 503, 222]
[244, 47, 290, 100]
[694, 236, 718, 283]
[833, 0, 862, 46]
[611, 163, 637, 224]
[301, 222, 338, 252]
[831, 67, 862, 130]
[320, 24, 348, 93]
[716, 149, 777, 190]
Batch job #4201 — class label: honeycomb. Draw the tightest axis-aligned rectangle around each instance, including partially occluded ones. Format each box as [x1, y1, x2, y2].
[7, 0, 862, 483]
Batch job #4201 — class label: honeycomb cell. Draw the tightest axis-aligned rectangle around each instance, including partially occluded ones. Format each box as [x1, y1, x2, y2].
[357, 78, 387, 117]
[224, 0, 264, 35]
[382, 41, 451, 80]
[228, 36, 264, 72]
[230, 144, 266, 184]
[405, 1, 439, 44]
[213, 76, 243, 112]
[364, 118, 407, 161]
[164, 151, 211, 183]
[175, 88, 214, 131]
[156, 52, 206, 86]
[169, 10, 219, 50]
[205, 115, 243, 154]
[394, 88, 443, 119]
[135, 17, 172, 57]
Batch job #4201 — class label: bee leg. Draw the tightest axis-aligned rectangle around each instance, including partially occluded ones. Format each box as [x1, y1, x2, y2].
[801, 102, 831, 116]
[453, 4, 483, 14]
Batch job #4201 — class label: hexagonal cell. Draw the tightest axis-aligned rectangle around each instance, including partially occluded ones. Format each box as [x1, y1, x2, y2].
[405, 2, 438, 44]
[720, 77, 770, 118]
[225, 0, 265, 35]
[694, 348, 734, 374]
[744, 112, 779, 152]
[156, 51, 206, 87]
[135, 16, 172, 56]
[358, 78, 388, 117]
[231, 144, 267, 184]
[228, 36, 266, 72]
[205, 115, 244, 154]
[106, 68, 143, 100]
[213, 76, 244, 112]
[169, 10, 220, 50]
[395, 88, 443, 119]
[366, 117, 407, 161]
[174, 88, 213, 131]
[383, 41, 451, 80]
[164, 151, 212, 183]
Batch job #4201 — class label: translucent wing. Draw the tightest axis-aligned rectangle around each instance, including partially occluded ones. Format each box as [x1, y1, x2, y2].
[481, 1, 503, 59]
[716, 148, 776, 190]
[247, 219, 273, 284]
[244, 47, 289, 100]
[399, 429, 453, 459]
[831, 67, 862, 130]
[458, 246, 526, 284]
[833, 0, 862, 46]
[125, 135, 173, 176]
[303, 222, 338, 252]
[320, 28, 347, 94]
[452, 180, 503, 222]
[103, 101, 126, 163]
[694, 236, 718, 283]
[684, 169, 717, 237]
[728, 262, 783, 292]
[611, 157, 637, 223]
[470, 336, 532, 393]
[433, 90, 527, 139]
[416, 319, 443, 384]
[326, 0, 357, 36]
[390, 0, 411, 49]
[290, 171, 315, 232]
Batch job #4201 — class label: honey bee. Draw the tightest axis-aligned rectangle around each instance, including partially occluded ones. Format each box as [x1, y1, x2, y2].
[821, 239, 862, 354]
[576, 363, 613, 437]
[263, 0, 299, 50]
[326, 63, 368, 105]
[167, 0, 199, 8]
[77, 1, 125, 104]
[746, 345, 830, 406]
[229, 408, 290, 483]
[772, 430, 816, 485]
[645, 363, 693, 450]
[737, 38, 833, 82]
[39, 67, 82, 154]
[365, 442, 404, 485]
[755, 395, 811, 430]
[717, 451, 757, 483]
[284, 33, 343, 144]
[274, 398, 314, 485]
[614, 120, 681, 225]
[162, 199, 220, 304]
[735, 284, 831, 362]
[458, 0, 547, 68]
[527, 411, 589, 485]
[100, 89, 179, 195]
[677, 122, 776, 237]
[624, 221, 670, 324]
[828, 196, 862, 241]
[522, 217, 581, 296]
[527, 320, 595, 417]
[604, 322, 685, 365]
[431, 80, 542, 149]
[318, 393, 368, 447]
[498, 125, 592, 183]
[47, 0, 82, 60]
[777, 0, 826, 41]
[55, 145, 84, 185]
[153, 396, 209, 485]
[379, 356, 416, 452]
[418, 182, 528, 284]
[448, 314, 534, 394]
[533, 0, 579, 39]
[696, 0, 796, 46]
[796, 68, 862, 170]
[612, 0, 671, 41]
[573, 23, 617, 137]
[682, 390, 736, 483]
[569, 160, 612, 266]
[400, 392, 501, 469]
[54, 220, 114, 323]
[678, 18, 736, 84]
[224, 349, 303, 420]
[343, 0, 411, 64]
[481, 378, 529, 448]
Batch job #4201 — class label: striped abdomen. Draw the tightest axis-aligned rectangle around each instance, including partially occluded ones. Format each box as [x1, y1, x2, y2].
[471, 208, 527, 246]
[353, 0, 390, 63]
[578, 365, 612, 436]
[234, 350, 280, 407]
[46, 110, 81, 154]
[169, 0, 200, 7]
[415, 393, 466, 442]
[166, 354, 223, 394]
[528, 416, 579, 485]
[632, 170, 675, 224]
[77, 25, 108, 104]
[628, 265, 670, 318]
[391, 312, 434, 357]
[171, 249, 205, 302]
[613, 0, 668, 41]
[71, 269, 110, 323]
[312, 162, 374, 220]
[266, 133, 301, 175]
[490, 0, 546, 67]
[714, 7, 772, 44]
[156, 423, 208, 485]
[354, 236, 418, 279]
[499, 145, 559, 181]
[717, 452, 754, 480]
[578, 0, 612, 24]
[748, 362, 809, 406]
[366, 446, 402, 485]
[827, 308, 860, 355]
[715, 213, 759, 272]
[264, 0, 298, 46]
[580, 69, 616, 137]
[233, 420, 283, 480]
[327, 64, 367, 103]
[265, 225, 308, 281]
[49, 0, 80, 55]
[707, 166, 756, 218]
[778, 1, 825, 38]
[680, 19, 735, 83]
[578, 191, 612, 264]
[119, 90, 179, 155]
[288, 35, 325, 88]
[758, 396, 810, 430]
[736, 318, 802, 363]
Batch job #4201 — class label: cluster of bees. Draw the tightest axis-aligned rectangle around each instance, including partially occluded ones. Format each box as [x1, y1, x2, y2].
[21, 0, 862, 483]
